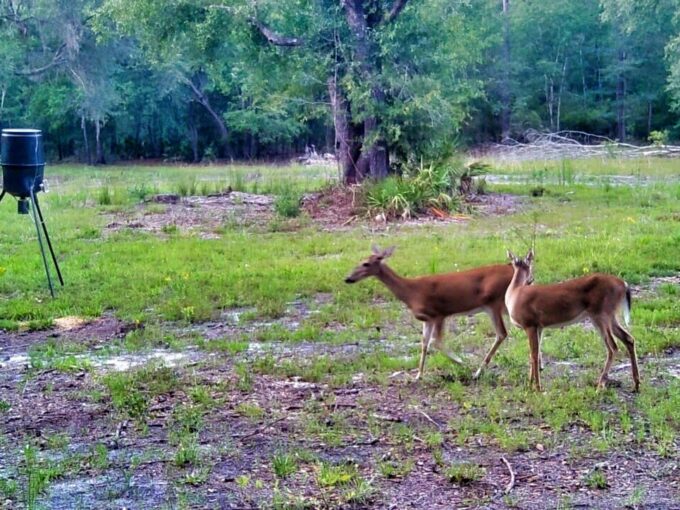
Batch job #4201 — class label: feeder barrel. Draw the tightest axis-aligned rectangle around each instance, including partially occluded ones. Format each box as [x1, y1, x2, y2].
[1, 129, 45, 198]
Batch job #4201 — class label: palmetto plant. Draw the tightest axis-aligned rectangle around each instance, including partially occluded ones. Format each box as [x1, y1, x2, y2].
[362, 158, 486, 219]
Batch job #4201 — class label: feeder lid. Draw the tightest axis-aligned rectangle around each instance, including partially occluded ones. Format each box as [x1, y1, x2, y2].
[2, 129, 42, 136]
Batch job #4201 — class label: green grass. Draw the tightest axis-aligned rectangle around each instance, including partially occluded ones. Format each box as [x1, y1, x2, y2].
[0, 159, 678, 508]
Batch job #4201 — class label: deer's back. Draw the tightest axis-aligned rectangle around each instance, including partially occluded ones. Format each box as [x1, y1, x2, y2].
[411, 264, 513, 317]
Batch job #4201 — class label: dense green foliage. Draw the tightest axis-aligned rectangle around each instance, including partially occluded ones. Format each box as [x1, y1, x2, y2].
[2, 0, 680, 166]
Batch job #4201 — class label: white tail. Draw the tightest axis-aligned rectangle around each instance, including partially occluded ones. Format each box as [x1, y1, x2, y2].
[345, 245, 515, 380]
[622, 283, 631, 327]
[505, 249, 640, 392]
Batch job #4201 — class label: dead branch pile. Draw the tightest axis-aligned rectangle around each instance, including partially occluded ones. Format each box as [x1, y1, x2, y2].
[481, 130, 680, 161]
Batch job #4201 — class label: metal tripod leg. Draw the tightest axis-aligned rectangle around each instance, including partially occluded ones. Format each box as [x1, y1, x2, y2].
[0, 190, 5, 204]
[28, 193, 55, 297]
[31, 191, 64, 286]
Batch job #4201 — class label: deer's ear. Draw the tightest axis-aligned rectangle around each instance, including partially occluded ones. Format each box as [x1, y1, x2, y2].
[525, 249, 534, 264]
[371, 244, 381, 255]
[382, 246, 396, 259]
[506, 249, 516, 262]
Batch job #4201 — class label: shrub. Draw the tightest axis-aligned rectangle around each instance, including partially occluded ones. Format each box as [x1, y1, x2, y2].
[361, 158, 487, 219]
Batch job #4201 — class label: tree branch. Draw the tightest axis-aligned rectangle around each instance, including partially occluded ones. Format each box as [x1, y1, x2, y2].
[384, 0, 409, 24]
[248, 17, 303, 47]
[14, 43, 67, 76]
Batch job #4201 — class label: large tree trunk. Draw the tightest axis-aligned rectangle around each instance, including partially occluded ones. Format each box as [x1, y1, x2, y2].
[341, 0, 392, 182]
[81, 115, 91, 165]
[616, 49, 626, 141]
[185, 77, 229, 157]
[500, 0, 511, 140]
[328, 77, 359, 183]
[94, 118, 105, 165]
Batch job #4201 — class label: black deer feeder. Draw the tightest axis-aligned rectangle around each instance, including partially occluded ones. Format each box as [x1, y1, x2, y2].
[1, 129, 64, 297]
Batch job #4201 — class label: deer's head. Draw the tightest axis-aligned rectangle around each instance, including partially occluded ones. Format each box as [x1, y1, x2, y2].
[507, 248, 535, 285]
[345, 245, 395, 284]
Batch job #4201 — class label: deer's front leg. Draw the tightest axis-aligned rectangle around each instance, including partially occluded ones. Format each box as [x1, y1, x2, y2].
[526, 326, 542, 391]
[416, 321, 434, 380]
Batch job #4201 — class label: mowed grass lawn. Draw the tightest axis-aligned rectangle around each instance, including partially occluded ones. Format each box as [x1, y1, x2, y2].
[0, 158, 678, 509]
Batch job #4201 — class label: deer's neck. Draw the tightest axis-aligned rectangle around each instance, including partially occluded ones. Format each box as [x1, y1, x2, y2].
[507, 267, 530, 297]
[376, 264, 416, 307]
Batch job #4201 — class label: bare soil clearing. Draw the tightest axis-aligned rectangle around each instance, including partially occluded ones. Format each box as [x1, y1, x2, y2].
[0, 282, 678, 509]
[105, 191, 275, 238]
[103, 188, 524, 237]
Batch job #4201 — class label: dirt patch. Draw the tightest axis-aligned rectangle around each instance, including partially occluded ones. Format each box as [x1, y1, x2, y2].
[1, 355, 677, 509]
[632, 275, 680, 299]
[0, 314, 135, 359]
[105, 191, 274, 238]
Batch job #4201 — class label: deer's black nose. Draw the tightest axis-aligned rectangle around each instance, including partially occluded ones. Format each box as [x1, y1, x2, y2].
[345, 277, 355, 284]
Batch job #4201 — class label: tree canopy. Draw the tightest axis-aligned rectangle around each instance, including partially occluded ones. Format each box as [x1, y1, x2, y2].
[2, 0, 680, 179]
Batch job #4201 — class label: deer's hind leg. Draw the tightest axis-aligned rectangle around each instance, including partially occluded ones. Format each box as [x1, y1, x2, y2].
[612, 319, 640, 392]
[474, 306, 508, 379]
[593, 319, 618, 391]
[431, 317, 464, 366]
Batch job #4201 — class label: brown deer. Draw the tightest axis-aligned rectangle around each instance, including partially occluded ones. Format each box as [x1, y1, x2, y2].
[505, 249, 640, 392]
[344, 245, 516, 380]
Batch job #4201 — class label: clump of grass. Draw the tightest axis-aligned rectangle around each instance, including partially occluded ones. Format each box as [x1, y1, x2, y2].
[102, 363, 179, 419]
[316, 462, 357, 487]
[176, 178, 198, 197]
[378, 458, 414, 479]
[584, 468, 608, 489]
[272, 452, 298, 479]
[444, 462, 485, 485]
[235, 402, 264, 420]
[97, 185, 113, 205]
[274, 186, 301, 218]
[174, 437, 200, 467]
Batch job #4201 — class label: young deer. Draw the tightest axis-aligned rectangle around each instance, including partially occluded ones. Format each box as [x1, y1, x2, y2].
[505, 249, 640, 392]
[345, 245, 515, 380]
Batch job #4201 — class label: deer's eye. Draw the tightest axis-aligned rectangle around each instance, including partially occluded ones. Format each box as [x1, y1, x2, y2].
[362, 263, 370, 267]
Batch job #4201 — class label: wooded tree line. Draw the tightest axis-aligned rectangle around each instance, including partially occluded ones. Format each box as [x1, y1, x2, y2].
[1, 0, 680, 182]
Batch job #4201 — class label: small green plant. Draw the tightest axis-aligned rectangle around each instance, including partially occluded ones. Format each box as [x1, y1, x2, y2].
[235, 363, 253, 392]
[89, 443, 109, 470]
[444, 462, 485, 485]
[97, 185, 113, 205]
[272, 452, 298, 479]
[343, 477, 375, 505]
[317, 462, 357, 487]
[275, 188, 301, 218]
[0, 477, 18, 498]
[176, 178, 198, 197]
[235, 402, 264, 420]
[183, 466, 211, 486]
[584, 468, 608, 489]
[648, 130, 669, 147]
[0, 400, 11, 413]
[174, 437, 200, 467]
[378, 459, 414, 479]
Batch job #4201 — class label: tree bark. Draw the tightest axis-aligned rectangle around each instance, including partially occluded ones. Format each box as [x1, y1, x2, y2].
[94, 118, 105, 165]
[341, 0, 392, 181]
[328, 77, 359, 183]
[500, 0, 511, 141]
[81, 115, 91, 165]
[184, 76, 229, 156]
[616, 48, 626, 141]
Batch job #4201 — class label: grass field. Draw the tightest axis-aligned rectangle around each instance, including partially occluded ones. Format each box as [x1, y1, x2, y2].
[0, 157, 678, 509]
